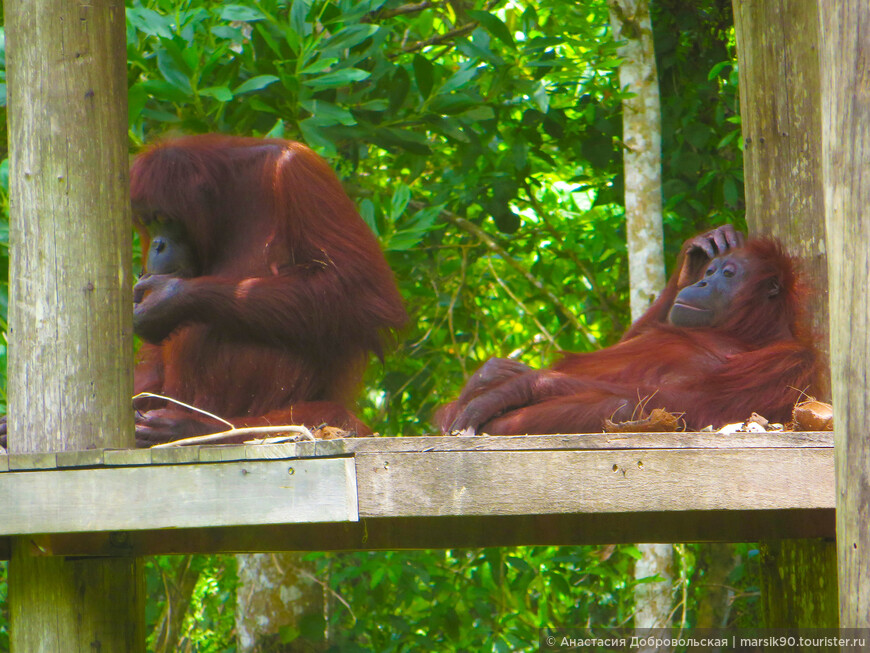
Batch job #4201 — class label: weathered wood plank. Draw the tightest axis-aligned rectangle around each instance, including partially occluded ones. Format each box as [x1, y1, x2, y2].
[103, 449, 152, 466]
[356, 448, 832, 517]
[0, 458, 358, 535]
[9, 452, 58, 471]
[337, 432, 832, 454]
[0, 441, 835, 558]
[56, 449, 105, 469]
[198, 445, 249, 462]
[6, 509, 833, 558]
[245, 443, 297, 459]
[150, 447, 200, 465]
[821, 1, 870, 628]
[0, 432, 836, 471]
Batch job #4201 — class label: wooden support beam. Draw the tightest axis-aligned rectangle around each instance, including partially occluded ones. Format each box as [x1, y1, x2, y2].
[820, 2, 870, 628]
[4, 0, 142, 648]
[0, 434, 834, 558]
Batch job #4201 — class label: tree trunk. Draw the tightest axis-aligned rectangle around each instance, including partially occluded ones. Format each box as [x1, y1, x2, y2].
[608, 0, 673, 639]
[5, 0, 142, 650]
[152, 556, 201, 653]
[609, 0, 666, 312]
[732, 0, 838, 628]
[235, 553, 325, 652]
[819, 1, 870, 629]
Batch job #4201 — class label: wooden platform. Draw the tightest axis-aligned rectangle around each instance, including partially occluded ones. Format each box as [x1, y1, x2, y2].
[0, 432, 835, 558]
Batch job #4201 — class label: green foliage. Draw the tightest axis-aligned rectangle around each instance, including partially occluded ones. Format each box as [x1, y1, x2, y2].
[0, 562, 7, 651]
[122, 0, 636, 433]
[145, 555, 237, 652]
[652, 0, 746, 245]
[309, 546, 642, 651]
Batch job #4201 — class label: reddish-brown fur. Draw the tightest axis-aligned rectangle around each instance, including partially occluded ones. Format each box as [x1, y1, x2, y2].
[132, 135, 407, 445]
[439, 233, 818, 434]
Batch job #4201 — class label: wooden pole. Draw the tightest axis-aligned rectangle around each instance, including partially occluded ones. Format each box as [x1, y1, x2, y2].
[4, 0, 143, 650]
[732, 0, 837, 626]
[820, 2, 870, 628]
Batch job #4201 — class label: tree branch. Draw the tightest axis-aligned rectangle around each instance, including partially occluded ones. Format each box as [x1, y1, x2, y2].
[521, 180, 625, 332]
[368, 1, 434, 21]
[400, 22, 477, 54]
[422, 202, 598, 343]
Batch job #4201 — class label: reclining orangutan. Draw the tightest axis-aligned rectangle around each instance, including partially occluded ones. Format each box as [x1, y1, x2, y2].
[440, 225, 818, 435]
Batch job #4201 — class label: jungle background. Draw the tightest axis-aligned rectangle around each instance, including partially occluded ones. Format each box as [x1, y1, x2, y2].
[0, 0, 758, 650]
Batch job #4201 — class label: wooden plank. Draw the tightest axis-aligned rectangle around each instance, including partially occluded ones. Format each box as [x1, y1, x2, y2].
[150, 447, 200, 465]
[9, 452, 57, 470]
[245, 443, 297, 459]
[7, 509, 834, 558]
[103, 449, 152, 466]
[199, 445, 248, 462]
[0, 458, 358, 535]
[0, 441, 836, 558]
[337, 432, 832, 454]
[355, 448, 833, 517]
[0, 433, 835, 471]
[56, 449, 105, 469]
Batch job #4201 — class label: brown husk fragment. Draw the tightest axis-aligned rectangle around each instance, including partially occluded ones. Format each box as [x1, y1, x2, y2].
[792, 399, 834, 431]
[604, 407, 680, 433]
[313, 425, 352, 440]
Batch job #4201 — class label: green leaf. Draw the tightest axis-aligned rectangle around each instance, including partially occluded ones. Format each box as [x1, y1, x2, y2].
[430, 94, 475, 115]
[233, 75, 279, 94]
[199, 86, 233, 102]
[359, 199, 378, 235]
[254, 23, 285, 58]
[439, 63, 478, 94]
[375, 128, 431, 155]
[389, 66, 411, 112]
[622, 545, 643, 560]
[723, 175, 739, 206]
[531, 80, 549, 112]
[127, 7, 173, 39]
[266, 119, 286, 138]
[298, 118, 337, 157]
[290, 0, 312, 38]
[156, 49, 192, 93]
[300, 99, 356, 126]
[684, 123, 710, 149]
[320, 24, 379, 55]
[210, 25, 244, 42]
[491, 207, 520, 234]
[219, 5, 265, 22]
[304, 68, 370, 89]
[128, 83, 147, 123]
[708, 60, 731, 80]
[468, 10, 515, 48]
[141, 79, 190, 104]
[300, 57, 339, 75]
[390, 184, 411, 220]
[459, 106, 494, 121]
[413, 54, 434, 98]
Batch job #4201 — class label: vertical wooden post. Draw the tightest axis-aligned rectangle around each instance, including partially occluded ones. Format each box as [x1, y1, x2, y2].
[732, 0, 829, 378]
[4, 0, 143, 650]
[732, 0, 837, 627]
[820, 2, 870, 628]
